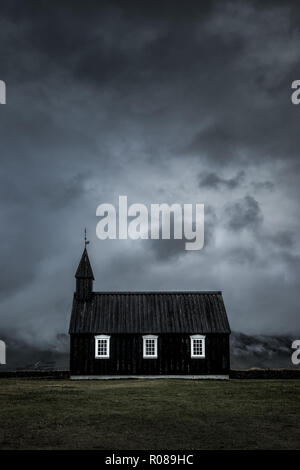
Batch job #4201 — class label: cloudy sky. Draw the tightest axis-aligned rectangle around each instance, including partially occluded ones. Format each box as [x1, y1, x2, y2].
[0, 0, 300, 348]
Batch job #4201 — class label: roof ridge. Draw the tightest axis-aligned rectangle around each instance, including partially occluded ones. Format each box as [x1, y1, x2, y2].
[92, 291, 222, 295]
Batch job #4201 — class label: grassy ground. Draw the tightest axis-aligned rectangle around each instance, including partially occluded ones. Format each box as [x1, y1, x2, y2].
[0, 379, 299, 450]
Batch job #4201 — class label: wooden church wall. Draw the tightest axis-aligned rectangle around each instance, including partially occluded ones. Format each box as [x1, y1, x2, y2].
[70, 333, 230, 376]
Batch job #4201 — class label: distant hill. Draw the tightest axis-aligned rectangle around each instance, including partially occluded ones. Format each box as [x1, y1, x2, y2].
[0, 331, 297, 371]
[230, 332, 296, 369]
[0, 333, 69, 371]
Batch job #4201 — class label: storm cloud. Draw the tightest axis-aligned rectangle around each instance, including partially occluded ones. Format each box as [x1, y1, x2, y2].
[0, 0, 299, 349]
[199, 171, 245, 190]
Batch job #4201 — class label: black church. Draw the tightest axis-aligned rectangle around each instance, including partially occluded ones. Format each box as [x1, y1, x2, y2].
[69, 247, 231, 379]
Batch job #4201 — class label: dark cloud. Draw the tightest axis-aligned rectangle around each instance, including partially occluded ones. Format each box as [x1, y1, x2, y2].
[230, 331, 295, 369]
[251, 180, 274, 191]
[225, 195, 263, 232]
[226, 246, 257, 265]
[178, 3, 300, 167]
[271, 231, 294, 248]
[149, 205, 217, 261]
[199, 170, 245, 190]
[150, 238, 187, 261]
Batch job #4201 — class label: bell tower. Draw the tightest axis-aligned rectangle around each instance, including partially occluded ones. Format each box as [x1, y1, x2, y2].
[75, 230, 94, 300]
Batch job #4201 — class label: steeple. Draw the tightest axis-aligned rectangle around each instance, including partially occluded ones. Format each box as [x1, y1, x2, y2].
[75, 230, 94, 300]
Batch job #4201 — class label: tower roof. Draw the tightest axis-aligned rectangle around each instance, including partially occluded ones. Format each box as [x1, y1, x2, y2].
[75, 248, 94, 279]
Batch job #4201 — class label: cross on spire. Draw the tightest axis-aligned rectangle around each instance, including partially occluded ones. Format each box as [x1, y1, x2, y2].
[84, 228, 90, 248]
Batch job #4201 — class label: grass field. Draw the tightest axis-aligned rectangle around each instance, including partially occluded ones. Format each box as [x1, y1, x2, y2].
[0, 379, 299, 450]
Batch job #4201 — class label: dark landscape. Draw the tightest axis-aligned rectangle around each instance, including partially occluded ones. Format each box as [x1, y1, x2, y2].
[0, 378, 299, 450]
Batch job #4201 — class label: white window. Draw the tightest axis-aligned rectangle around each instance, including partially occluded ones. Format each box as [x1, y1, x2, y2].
[95, 335, 110, 358]
[143, 335, 158, 359]
[190, 335, 205, 358]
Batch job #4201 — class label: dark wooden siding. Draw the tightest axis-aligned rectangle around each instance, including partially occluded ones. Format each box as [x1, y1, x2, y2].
[70, 333, 230, 376]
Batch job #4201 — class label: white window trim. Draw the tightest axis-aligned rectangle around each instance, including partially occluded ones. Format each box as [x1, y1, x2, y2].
[95, 335, 110, 359]
[143, 335, 158, 359]
[190, 334, 206, 358]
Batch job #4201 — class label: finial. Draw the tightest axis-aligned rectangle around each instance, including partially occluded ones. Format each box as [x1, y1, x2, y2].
[84, 228, 90, 248]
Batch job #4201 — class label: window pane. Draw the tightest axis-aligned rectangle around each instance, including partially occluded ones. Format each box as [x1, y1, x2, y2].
[145, 339, 156, 356]
[193, 339, 203, 356]
[97, 339, 108, 356]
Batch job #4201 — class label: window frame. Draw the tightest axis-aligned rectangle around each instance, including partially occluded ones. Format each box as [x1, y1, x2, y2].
[95, 335, 110, 359]
[190, 334, 206, 358]
[143, 335, 158, 359]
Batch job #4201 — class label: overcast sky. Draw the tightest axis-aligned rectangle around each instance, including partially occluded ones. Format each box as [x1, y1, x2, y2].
[0, 0, 300, 347]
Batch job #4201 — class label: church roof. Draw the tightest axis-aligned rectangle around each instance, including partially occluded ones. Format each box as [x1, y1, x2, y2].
[75, 248, 94, 280]
[69, 291, 230, 334]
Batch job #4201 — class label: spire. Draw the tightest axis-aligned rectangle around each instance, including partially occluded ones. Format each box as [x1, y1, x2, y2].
[75, 228, 94, 279]
[75, 248, 94, 280]
[75, 230, 94, 300]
